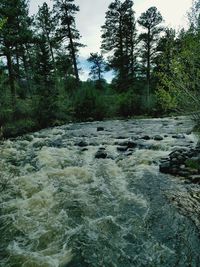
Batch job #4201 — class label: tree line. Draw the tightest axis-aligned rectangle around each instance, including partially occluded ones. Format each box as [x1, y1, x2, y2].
[0, 0, 199, 137]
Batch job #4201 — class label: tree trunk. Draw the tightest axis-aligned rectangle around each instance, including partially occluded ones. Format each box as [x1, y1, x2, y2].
[15, 44, 20, 79]
[67, 23, 79, 83]
[130, 25, 135, 82]
[21, 45, 31, 95]
[146, 28, 151, 110]
[5, 45, 16, 101]
[46, 32, 56, 73]
[119, 14, 125, 90]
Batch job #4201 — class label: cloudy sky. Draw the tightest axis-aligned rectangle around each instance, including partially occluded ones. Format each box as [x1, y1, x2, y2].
[29, 0, 193, 80]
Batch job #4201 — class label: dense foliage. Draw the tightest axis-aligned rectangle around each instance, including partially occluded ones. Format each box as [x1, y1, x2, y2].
[0, 0, 199, 138]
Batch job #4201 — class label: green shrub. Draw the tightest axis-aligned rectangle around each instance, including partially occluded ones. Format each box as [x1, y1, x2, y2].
[3, 119, 36, 137]
[73, 84, 106, 120]
[116, 91, 141, 117]
[185, 158, 200, 170]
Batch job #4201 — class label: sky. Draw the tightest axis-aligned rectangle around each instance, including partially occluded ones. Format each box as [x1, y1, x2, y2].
[29, 0, 193, 81]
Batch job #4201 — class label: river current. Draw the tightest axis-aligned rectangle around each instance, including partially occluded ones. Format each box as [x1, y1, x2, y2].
[0, 117, 200, 267]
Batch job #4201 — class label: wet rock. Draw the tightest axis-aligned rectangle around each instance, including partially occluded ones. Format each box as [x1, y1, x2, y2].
[117, 146, 128, 152]
[180, 164, 186, 170]
[106, 155, 115, 160]
[97, 127, 104, 132]
[81, 148, 88, 152]
[124, 151, 133, 156]
[186, 130, 192, 135]
[159, 144, 200, 183]
[171, 157, 179, 164]
[75, 140, 88, 147]
[99, 147, 106, 151]
[89, 142, 98, 146]
[172, 134, 185, 139]
[178, 171, 190, 177]
[160, 157, 169, 163]
[159, 161, 171, 173]
[95, 150, 107, 159]
[171, 167, 179, 175]
[187, 168, 199, 175]
[188, 175, 200, 184]
[177, 155, 185, 164]
[141, 135, 151, 140]
[118, 140, 137, 148]
[116, 136, 127, 139]
[154, 135, 163, 141]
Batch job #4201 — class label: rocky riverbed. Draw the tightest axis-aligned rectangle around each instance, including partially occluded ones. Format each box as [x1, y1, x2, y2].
[160, 144, 200, 183]
[0, 116, 200, 266]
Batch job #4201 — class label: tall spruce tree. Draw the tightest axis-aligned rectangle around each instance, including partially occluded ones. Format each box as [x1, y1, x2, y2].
[0, 0, 33, 99]
[188, 0, 200, 30]
[53, 0, 83, 82]
[138, 6, 163, 107]
[87, 53, 106, 83]
[154, 28, 176, 77]
[101, 0, 137, 91]
[34, 35, 57, 127]
[36, 2, 57, 72]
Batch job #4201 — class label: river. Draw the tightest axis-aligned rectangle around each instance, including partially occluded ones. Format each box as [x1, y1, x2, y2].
[0, 117, 200, 267]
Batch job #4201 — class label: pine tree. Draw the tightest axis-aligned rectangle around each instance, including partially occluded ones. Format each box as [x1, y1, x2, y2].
[34, 35, 57, 127]
[188, 0, 200, 31]
[87, 53, 106, 84]
[138, 6, 163, 107]
[155, 28, 176, 77]
[36, 2, 57, 72]
[53, 0, 84, 83]
[101, 0, 137, 91]
[0, 0, 33, 99]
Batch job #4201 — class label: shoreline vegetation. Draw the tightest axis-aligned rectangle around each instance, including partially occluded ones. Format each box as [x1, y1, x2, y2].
[0, 0, 200, 138]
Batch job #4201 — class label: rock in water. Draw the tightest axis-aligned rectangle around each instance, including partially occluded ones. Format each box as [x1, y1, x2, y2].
[117, 146, 128, 152]
[75, 140, 88, 147]
[95, 150, 107, 159]
[159, 161, 171, 173]
[141, 135, 151, 140]
[154, 135, 163, 141]
[97, 127, 104, 131]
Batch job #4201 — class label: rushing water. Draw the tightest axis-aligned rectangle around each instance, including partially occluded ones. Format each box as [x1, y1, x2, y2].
[0, 117, 200, 267]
